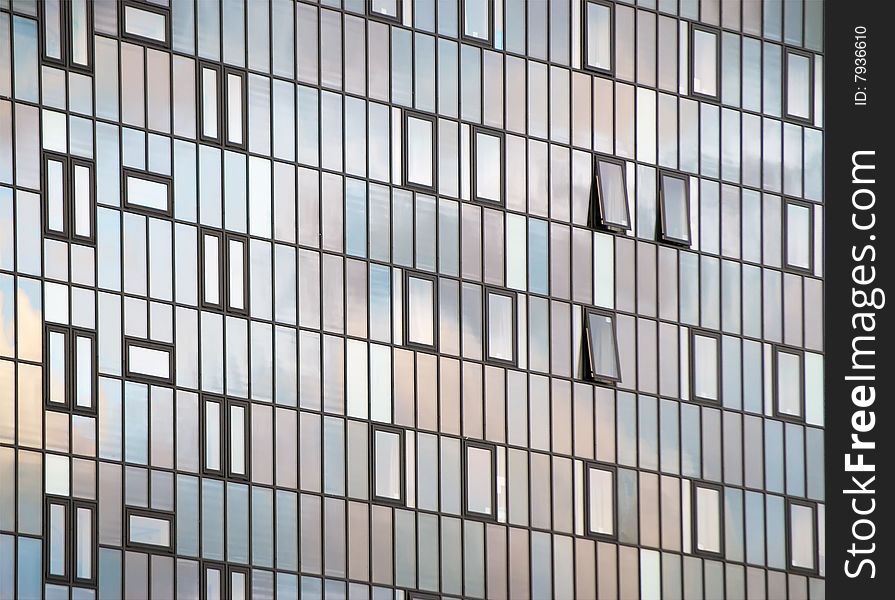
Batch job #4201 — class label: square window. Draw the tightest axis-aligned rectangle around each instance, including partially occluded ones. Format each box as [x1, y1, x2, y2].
[463, 440, 497, 520]
[784, 198, 814, 272]
[372, 425, 405, 505]
[404, 112, 437, 191]
[591, 156, 630, 231]
[691, 25, 720, 99]
[367, 0, 403, 24]
[788, 500, 817, 573]
[584, 0, 614, 74]
[691, 330, 720, 403]
[472, 127, 505, 205]
[583, 308, 621, 383]
[693, 482, 724, 557]
[785, 49, 814, 122]
[774, 346, 804, 420]
[461, 0, 492, 45]
[585, 463, 616, 539]
[404, 271, 438, 350]
[659, 171, 691, 245]
[485, 288, 516, 365]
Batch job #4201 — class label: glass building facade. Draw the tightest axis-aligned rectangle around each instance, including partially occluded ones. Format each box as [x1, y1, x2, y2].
[0, 0, 824, 598]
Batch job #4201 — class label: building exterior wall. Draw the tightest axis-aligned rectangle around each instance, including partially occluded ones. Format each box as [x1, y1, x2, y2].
[0, 0, 824, 598]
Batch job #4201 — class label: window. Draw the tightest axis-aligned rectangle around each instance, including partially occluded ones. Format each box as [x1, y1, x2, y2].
[583, 308, 621, 384]
[45, 498, 97, 584]
[405, 271, 438, 350]
[691, 25, 720, 100]
[367, 0, 402, 24]
[199, 63, 248, 149]
[463, 440, 497, 520]
[203, 395, 224, 476]
[585, 463, 616, 539]
[42, 152, 96, 244]
[774, 346, 804, 420]
[591, 155, 630, 231]
[204, 563, 226, 600]
[40, 0, 93, 72]
[691, 330, 721, 403]
[201, 229, 224, 310]
[228, 566, 251, 600]
[693, 482, 724, 557]
[785, 49, 814, 122]
[201, 230, 249, 314]
[123, 168, 173, 217]
[224, 70, 248, 149]
[44, 324, 96, 414]
[485, 288, 516, 365]
[124, 338, 175, 385]
[584, 0, 613, 74]
[203, 395, 250, 480]
[372, 425, 404, 505]
[199, 63, 222, 144]
[125, 508, 174, 552]
[659, 171, 691, 245]
[784, 198, 814, 271]
[226, 234, 249, 314]
[404, 111, 437, 191]
[228, 400, 250, 480]
[787, 500, 817, 573]
[461, 0, 492, 45]
[120, 1, 170, 48]
[472, 126, 505, 205]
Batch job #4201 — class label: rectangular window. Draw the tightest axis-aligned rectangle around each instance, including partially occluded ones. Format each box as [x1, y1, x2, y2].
[120, 1, 170, 48]
[199, 62, 222, 144]
[372, 425, 405, 505]
[659, 171, 692, 245]
[583, 308, 621, 383]
[228, 566, 251, 600]
[691, 25, 720, 99]
[463, 440, 496, 520]
[203, 395, 224, 476]
[784, 198, 813, 271]
[126, 509, 174, 551]
[691, 330, 720, 403]
[693, 482, 724, 557]
[785, 49, 814, 122]
[584, 0, 613, 74]
[462, 0, 492, 45]
[124, 338, 175, 384]
[228, 400, 250, 480]
[73, 502, 96, 584]
[368, 0, 402, 24]
[405, 271, 438, 350]
[45, 325, 70, 409]
[123, 169, 173, 217]
[774, 346, 804, 420]
[40, 0, 93, 72]
[485, 288, 516, 365]
[472, 127, 505, 205]
[591, 155, 630, 231]
[225, 70, 248, 149]
[404, 111, 436, 191]
[42, 152, 96, 243]
[204, 564, 225, 600]
[46, 498, 69, 580]
[44, 325, 96, 414]
[199, 63, 248, 149]
[788, 500, 817, 572]
[585, 463, 616, 538]
[201, 229, 224, 310]
[227, 234, 249, 314]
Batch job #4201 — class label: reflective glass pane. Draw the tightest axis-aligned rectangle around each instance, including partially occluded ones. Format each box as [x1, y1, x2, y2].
[46, 158, 65, 233]
[790, 503, 815, 569]
[205, 400, 221, 471]
[49, 503, 66, 576]
[661, 174, 690, 243]
[129, 514, 171, 547]
[202, 67, 219, 139]
[230, 404, 246, 476]
[693, 334, 719, 401]
[374, 429, 401, 500]
[586, 2, 612, 71]
[407, 276, 435, 346]
[487, 292, 513, 362]
[76, 506, 92, 579]
[692, 29, 718, 97]
[475, 131, 501, 203]
[588, 466, 614, 535]
[466, 445, 493, 515]
[75, 334, 93, 408]
[786, 202, 811, 269]
[464, 0, 489, 41]
[598, 159, 628, 228]
[407, 116, 434, 188]
[587, 312, 619, 381]
[124, 6, 168, 43]
[786, 52, 811, 120]
[696, 486, 721, 553]
[777, 350, 802, 417]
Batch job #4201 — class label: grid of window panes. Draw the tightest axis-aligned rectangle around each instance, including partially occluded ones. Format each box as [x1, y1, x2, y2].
[0, 0, 824, 599]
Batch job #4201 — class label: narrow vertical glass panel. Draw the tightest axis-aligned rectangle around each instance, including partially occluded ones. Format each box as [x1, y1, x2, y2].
[203, 234, 220, 306]
[202, 67, 219, 140]
[43, 0, 63, 60]
[696, 486, 721, 553]
[585, 311, 619, 382]
[48, 330, 68, 405]
[486, 291, 513, 362]
[776, 350, 802, 417]
[464, 0, 490, 42]
[790, 503, 815, 570]
[660, 173, 690, 244]
[693, 333, 719, 402]
[124, 6, 167, 44]
[227, 73, 244, 145]
[474, 130, 502, 203]
[371, 0, 399, 21]
[75, 334, 93, 409]
[587, 466, 614, 536]
[46, 158, 66, 233]
[205, 400, 221, 472]
[72, 163, 91, 238]
[407, 275, 435, 347]
[786, 202, 811, 270]
[595, 159, 629, 229]
[206, 566, 221, 599]
[692, 28, 718, 98]
[230, 404, 246, 476]
[374, 429, 401, 501]
[786, 52, 811, 120]
[228, 238, 246, 311]
[585, 1, 612, 72]
[70, 0, 89, 67]
[231, 571, 247, 600]
[49, 503, 66, 576]
[406, 116, 434, 188]
[466, 444, 493, 516]
[75, 506, 92, 579]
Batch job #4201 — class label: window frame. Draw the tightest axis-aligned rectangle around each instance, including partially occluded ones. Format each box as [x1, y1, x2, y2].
[122, 168, 174, 218]
[43, 324, 97, 415]
[227, 565, 252, 599]
[783, 197, 815, 273]
[773, 345, 806, 422]
[484, 286, 517, 367]
[403, 110, 438, 193]
[403, 270, 439, 351]
[223, 68, 249, 151]
[590, 154, 630, 232]
[691, 481, 725, 559]
[225, 232, 250, 316]
[690, 24, 721, 101]
[44, 497, 71, 583]
[462, 439, 498, 522]
[119, 0, 172, 49]
[460, 0, 494, 47]
[584, 461, 618, 541]
[582, 307, 622, 385]
[371, 424, 406, 506]
[198, 61, 224, 146]
[786, 499, 819, 575]
[783, 47, 815, 124]
[123, 337, 176, 385]
[366, 0, 403, 25]
[39, 0, 95, 73]
[200, 228, 225, 312]
[201, 394, 225, 478]
[582, 0, 615, 76]
[124, 507, 175, 554]
[69, 156, 97, 244]
[227, 398, 252, 481]
[689, 328, 722, 405]
[202, 561, 228, 598]
[658, 169, 693, 246]
[42, 151, 70, 240]
[471, 125, 506, 206]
